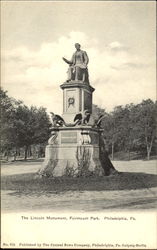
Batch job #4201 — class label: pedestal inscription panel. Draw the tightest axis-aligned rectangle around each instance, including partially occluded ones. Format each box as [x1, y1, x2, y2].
[61, 131, 77, 144]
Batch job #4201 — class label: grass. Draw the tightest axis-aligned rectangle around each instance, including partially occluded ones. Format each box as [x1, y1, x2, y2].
[1, 160, 157, 211]
[1, 171, 157, 196]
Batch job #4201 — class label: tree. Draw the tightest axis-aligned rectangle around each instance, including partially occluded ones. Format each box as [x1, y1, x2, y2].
[13, 105, 51, 159]
[92, 104, 118, 157]
[0, 89, 51, 160]
[92, 104, 117, 174]
[92, 104, 106, 119]
[102, 100, 156, 160]
[0, 88, 22, 159]
[118, 104, 138, 160]
[133, 99, 156, 160]
[102, 106, 125, 160]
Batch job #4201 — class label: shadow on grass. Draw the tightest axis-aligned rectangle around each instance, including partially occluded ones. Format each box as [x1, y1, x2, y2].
[1, 171, 157, 197]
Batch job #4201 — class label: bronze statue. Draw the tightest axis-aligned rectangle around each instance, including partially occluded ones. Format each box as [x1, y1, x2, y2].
[62, 43, 89, 82]
[50, 110, 91, 128]
[74, 110, 91, 125]
[94, 114, 105, 128]
[50, 112, 65, 127]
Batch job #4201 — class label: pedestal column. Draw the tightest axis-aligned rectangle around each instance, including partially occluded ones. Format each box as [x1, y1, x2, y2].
[60, 81, 95, 123]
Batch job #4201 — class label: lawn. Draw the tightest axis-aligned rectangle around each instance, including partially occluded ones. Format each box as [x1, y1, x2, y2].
[1, 159, 157, 212]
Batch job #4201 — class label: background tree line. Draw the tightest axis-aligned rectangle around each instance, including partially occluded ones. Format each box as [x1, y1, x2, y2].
[93, 98, 157, 160]
[1, 89, 51, 160]
[1, 88, 156, 161]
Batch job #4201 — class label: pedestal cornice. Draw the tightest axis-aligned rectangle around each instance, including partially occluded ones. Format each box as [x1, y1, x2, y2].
[51, 126, 103, 133]
[60, 81, 95, 93]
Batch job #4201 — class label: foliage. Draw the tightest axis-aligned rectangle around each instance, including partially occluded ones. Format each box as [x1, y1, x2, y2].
[92, 104, 106, 120]
[131, 99, 157, 160]
[0, 88, 51, 159]
[93, 99, 157, 160]
[0, 89, 22, 154]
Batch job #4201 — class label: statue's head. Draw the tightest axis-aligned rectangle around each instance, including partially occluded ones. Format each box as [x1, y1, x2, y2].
[75, 43, 81, 50]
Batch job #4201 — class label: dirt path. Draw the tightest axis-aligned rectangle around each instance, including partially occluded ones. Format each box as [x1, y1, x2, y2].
[2, 187, 157, 213]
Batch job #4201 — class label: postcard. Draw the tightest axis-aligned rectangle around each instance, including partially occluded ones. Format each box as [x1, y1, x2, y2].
[1, 0, 156, 249]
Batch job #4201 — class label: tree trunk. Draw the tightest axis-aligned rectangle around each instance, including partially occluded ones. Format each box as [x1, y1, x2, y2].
[24, 146, 28, 160]
[147, 149, 150, 161]
[111, 143, 114, 160]
[13, 148, 17, 161]
[18, 148, 20, 156]
[37, 149, 40, 158]
[128, 150, 130, 161]
[6, 151, 9, 161]
[29, 146, 32, 157]
[146, 135, 154, 161]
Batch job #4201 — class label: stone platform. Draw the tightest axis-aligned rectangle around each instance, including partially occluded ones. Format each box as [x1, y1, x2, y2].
[39, 126, 104, 177]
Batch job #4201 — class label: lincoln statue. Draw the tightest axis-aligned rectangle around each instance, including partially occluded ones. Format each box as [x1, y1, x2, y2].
[62, 43, 89, 82]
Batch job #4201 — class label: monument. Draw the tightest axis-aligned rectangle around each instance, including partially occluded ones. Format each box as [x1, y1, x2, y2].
[38, 43, 116, 177]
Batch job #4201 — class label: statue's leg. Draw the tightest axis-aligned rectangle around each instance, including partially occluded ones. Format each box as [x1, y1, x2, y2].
[75, 66, 82, 81]
[82, 69, 85, 82]
[75, 67, 78, 81]
[86, 69, 89, 82]
[67, 67, 72, 81]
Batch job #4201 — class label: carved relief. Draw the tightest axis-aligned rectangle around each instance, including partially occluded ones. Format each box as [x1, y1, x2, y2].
[68, 97, 75, 107]
[81, 131, 91, 144]
[66, 89, 76, 112]
[48, 131, 58, 145]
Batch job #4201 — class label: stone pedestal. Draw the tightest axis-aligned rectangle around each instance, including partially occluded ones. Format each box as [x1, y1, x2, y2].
[38, 78, 110, 177]
[39, 126, 104, 177]
[38, 43, 118, 178]
[60, 81, 95, 123]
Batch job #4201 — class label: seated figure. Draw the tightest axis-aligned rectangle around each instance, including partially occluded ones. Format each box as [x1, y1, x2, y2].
[62, 43, 89, 82]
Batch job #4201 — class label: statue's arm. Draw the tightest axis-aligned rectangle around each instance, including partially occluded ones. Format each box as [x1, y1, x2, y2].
[83, 51, 89, 66]
[62, 57, 73, 65]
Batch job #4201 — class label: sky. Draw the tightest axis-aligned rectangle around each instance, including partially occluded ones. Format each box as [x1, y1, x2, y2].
[1, 1, 156, 114]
